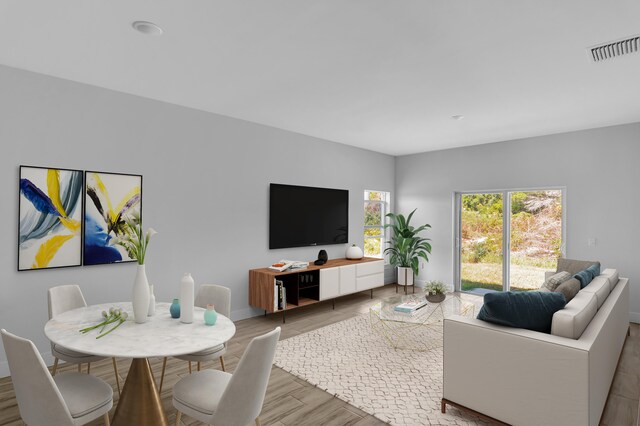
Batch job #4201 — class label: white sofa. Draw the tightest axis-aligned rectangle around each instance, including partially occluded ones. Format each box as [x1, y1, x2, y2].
[442, 268, 629, 426]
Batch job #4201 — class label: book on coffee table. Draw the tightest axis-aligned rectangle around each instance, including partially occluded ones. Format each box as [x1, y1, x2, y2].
[394, 299, 428, 313]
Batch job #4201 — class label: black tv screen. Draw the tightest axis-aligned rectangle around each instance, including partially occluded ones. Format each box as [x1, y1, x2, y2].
[269, 183, 349, 249]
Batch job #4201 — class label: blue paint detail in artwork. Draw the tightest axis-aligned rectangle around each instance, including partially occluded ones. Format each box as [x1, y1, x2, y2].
[19, 178, 60, 216]
[19, 171, 83, 245]
[83, 215, 122, 265]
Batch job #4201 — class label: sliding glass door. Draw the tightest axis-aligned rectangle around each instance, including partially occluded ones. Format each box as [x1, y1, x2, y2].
[460, 193, 504, 293]
[509, 190, 563, 291]
[456, 189, 564, 294]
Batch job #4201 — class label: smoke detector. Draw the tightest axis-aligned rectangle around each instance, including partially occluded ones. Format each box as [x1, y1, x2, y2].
[589, 35, 639, 62]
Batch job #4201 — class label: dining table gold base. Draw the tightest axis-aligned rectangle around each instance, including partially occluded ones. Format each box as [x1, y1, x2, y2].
[111, 358, 169, 426]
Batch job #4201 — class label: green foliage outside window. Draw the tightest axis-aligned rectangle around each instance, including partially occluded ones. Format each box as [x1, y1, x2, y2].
[364, 202, 381, 226]
[461, 190, 562, 292]
[364, 191, 388, 258]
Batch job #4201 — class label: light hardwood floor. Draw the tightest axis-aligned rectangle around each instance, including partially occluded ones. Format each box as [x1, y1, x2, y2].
[1, 284, 638, 425]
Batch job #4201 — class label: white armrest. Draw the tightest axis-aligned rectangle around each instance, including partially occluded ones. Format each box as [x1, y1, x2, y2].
[443, 316, 589, 425]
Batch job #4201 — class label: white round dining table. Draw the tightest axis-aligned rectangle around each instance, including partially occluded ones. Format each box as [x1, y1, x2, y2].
[44, 302, 236, 426]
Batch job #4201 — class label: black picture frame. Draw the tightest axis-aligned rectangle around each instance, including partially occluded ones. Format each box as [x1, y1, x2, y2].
[83, 170, 143, 266]
[18, 165, 84, 271]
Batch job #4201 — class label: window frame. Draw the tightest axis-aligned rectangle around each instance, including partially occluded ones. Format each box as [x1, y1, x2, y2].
[364, 190, 391, 261]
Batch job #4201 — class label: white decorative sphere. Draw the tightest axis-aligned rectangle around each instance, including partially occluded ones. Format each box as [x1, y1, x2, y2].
[346, 244, 364, 259]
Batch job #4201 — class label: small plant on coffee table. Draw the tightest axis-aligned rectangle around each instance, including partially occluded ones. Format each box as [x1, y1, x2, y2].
[425, 280, 447, 303]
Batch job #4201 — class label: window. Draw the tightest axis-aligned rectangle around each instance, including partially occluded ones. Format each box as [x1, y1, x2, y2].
[364, 190, 390, 259]
[455, 189, 565, 293]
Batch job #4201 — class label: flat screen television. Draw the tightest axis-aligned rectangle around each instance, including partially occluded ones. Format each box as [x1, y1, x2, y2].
[269, 183, 349, 249]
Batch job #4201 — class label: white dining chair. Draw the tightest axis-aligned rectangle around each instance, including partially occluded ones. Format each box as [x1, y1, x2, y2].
[48, 285, 121, 394]
[1, 329, 113, 426]
[173, 327, 281, 426]
[159, 284, 231, 393]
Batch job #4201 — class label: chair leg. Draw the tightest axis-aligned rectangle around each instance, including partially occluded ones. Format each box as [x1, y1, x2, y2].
[175, 410, 182, 425]
[255, 417, 261, 426]
[219, 356, 226, 372]
[188, 361, 192, 374]
[112, 358, 121, 395]
[197, 361, 201, 371]
[52, 358, 59, 376]
[159, 357, 168, 393]
[104, 412, 111, 426]
[87, 362, 91, 374]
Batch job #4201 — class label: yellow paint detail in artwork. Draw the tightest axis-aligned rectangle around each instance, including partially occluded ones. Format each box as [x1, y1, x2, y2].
[48, 169, 80, 233]
[47, 169, 67, 217]
[92, 173, 116, 222]
[59, 217, 81, 234]
[32, 234, 74, 269]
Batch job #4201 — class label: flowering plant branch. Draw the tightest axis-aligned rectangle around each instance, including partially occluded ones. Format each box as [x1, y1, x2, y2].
[79, 307, 128, 339]
[113, 213, 157, 265]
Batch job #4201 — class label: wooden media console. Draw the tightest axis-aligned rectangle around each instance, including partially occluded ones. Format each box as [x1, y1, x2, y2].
[249, 257, 384, 320]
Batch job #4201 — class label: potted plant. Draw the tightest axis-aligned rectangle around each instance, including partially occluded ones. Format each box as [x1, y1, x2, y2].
[384, 209, 432, 287]
[424, 280, 448, 303]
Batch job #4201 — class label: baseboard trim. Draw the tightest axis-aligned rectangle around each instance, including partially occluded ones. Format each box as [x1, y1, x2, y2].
[231, 307, 261, 322]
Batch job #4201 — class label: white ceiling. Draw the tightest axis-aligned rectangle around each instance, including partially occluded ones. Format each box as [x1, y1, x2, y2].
[1, 1, 639, 156]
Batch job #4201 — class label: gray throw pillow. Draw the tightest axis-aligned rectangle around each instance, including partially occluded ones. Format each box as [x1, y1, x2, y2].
[554, 278, 580, 302]
[541, 271, 572, 291]
[556, 258, 598, 276]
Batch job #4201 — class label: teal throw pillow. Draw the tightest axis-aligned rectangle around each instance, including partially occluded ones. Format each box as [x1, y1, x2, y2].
[477, 291, 567, 333]
[586, 262, 601, 279]
[575, 262, 601, 288]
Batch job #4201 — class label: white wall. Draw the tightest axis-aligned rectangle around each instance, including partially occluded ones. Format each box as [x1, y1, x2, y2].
[0, 65, 395, 376]
[396, 123, 640, 320]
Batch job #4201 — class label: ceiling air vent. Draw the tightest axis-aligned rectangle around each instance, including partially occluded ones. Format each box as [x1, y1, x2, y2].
[589, 35, 639, 62]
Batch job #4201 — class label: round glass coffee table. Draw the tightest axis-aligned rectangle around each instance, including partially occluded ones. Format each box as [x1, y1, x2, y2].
[369, 292, 474, 351]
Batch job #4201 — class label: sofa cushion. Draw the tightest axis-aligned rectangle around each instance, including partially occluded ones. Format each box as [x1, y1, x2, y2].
[554, 278, 580, 302]
[580, 276, 610, 309]
[601, 268, 619, 291]
[556, 258, 598, 275]
[477, 291, 567, 333]
[541, 271, 572, 291]
[551, 291, 598, 339]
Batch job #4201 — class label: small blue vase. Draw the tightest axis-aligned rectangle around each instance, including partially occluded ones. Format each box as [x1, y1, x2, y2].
[170, 298, 180, 318]
[204, 304, 218, 326]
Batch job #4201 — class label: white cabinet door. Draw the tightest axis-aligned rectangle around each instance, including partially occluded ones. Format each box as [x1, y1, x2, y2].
[339, 265, 356, 295]
[356, 273, 384, 291]
[355, 260, 385, 292]
[319, 267, 340, 300]
[356, 260, 384, 276]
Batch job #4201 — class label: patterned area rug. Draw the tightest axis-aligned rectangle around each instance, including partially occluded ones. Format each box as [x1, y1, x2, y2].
[274, 314, 488, 426]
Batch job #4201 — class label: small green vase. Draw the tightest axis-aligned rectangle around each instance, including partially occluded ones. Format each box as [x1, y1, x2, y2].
[204, 304, 218, 326]
[170, 298, 180, 318]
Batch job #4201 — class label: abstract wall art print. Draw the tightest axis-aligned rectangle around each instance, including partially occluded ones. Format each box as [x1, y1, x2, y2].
[18, 165, 83, 271]
[83, 171, 142, 265]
